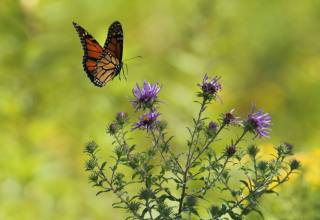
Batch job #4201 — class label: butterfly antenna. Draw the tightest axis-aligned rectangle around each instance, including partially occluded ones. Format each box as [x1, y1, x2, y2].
[123, 56, 143, 62]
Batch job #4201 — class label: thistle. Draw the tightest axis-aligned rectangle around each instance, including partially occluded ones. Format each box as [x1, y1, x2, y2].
[132, 81, 161, 110]
[84, 75, 299, 220]
[132, 111, 160, 131]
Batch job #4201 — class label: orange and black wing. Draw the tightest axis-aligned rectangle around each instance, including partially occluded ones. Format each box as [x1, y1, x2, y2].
[90, 21, 124, 86]
[72, 22, 104, 86]
[93, 53, 120, 86]
[103, 21, 123, 64]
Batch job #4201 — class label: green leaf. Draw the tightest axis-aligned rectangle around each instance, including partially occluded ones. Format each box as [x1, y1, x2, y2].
[96, 189, 111, 196]
[100, 161, 107, 170]
[189, 207, 200, 217]
[264, 189, 279, 195]
[240, 180, 252, 192]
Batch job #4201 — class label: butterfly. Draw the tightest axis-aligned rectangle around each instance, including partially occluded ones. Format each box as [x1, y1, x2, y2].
[73, 21, 123, 87]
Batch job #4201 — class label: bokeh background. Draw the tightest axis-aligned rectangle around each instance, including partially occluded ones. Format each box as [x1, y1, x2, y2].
[1, 0, 320, 219]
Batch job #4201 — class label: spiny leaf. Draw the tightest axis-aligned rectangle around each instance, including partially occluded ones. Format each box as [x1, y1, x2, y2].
[96, 189, 111, 196]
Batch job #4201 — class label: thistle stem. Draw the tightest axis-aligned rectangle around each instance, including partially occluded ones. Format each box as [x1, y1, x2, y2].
[178, 98, 207, 215]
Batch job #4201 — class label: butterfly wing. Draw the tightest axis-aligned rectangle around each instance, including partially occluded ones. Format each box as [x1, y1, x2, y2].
[91, 21, 124, 86]
[104, 21, 123, 61]
[73, 22, 104, 86]
[73, 21, 124, 87]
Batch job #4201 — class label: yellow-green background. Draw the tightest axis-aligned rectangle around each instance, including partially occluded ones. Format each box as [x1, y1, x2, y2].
[1, 0, 319, 219]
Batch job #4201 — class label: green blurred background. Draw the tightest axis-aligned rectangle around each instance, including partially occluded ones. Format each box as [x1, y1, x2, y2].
[1, 0, 319, 219]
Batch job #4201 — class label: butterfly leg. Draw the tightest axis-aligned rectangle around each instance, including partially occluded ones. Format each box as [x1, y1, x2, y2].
[125, 63, 129, 78]
[122, 63, 127, 81]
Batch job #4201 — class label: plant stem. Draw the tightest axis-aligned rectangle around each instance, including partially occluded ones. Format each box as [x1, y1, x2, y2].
[146, 199, 154, 220]
[95, 160, 141, 219]
[178, 98, 207, 215]
[150, 129, 183, 181]
[150, 130, 166, 162]
[190, 124, 225, 165]
[233, 130, 247, 146]
[221, 168, 292, 217]
[253, 156, 258, 180]
[194, 129, 248, 196]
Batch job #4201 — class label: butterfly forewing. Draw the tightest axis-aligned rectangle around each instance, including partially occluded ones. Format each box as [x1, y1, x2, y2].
[104, 21, 123, 61]
[72, 22, 103, 85]
[73, 21, 124, 87]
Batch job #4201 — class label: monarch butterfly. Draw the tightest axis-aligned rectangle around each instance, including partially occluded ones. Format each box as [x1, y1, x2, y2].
[73, 21, 123, 87]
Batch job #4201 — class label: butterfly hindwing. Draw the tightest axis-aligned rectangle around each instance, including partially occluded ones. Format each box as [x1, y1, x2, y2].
[94, 55, 118, 86]
[73, 21, 123, 87]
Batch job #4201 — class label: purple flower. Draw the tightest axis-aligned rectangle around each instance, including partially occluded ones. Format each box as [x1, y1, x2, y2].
[245, 107, 271, 138]
[133, 111, 160, 131]
[208, 121, 218, 131]
[198, 74, 222, 99]
[222, 109, 242, 126]
[207, 121, 218, 137]
[132, 81, 161, 110]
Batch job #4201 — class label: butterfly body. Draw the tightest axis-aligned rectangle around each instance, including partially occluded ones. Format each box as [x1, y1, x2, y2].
[73, 21, 123, 87]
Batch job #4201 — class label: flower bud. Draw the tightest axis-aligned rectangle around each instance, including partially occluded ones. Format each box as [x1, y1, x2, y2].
[257, 160, 268, 172]
[209, 205, 219, 217]
[107, 123, 118, 135]
[225, 145, 236, 157]
[116, 112, 128, 125]
[222, 109, 241, 126]
[185, 196, 197, 207]
[85, 158, 97, 171]
[290, 159, 300, 170]
[277, 142, 293, 156]
[84, 141, 98, 154]
[207, 121, 218, 137]
[197, 74, 222, 101]
[139, 188, 154, 200]
[247, 144, 259, 157]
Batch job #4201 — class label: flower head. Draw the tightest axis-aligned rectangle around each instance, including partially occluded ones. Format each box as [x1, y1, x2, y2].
[207, 121, 218, 137]
[209, 205, 219, 217]
[290, 159, 300, 170]
[245, 107, 271, 138]
[247, 144, 259, 157]
[116, 112, 128, 125]
[277, 142, 294, 156]
[84, 141, 98, 154]
[139, 188, 155, 200]
[107, 123, 118, 135]
[132, 81, 161, 110]
[133, 111, 160, 131]
[225, 145, 237, 157]
[198, 74, 222, 100]
[257, 160, 268, 172]
[185, 196, 197, 207]
[283, 142, 293, 153]
[222, 109, 242, 126]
